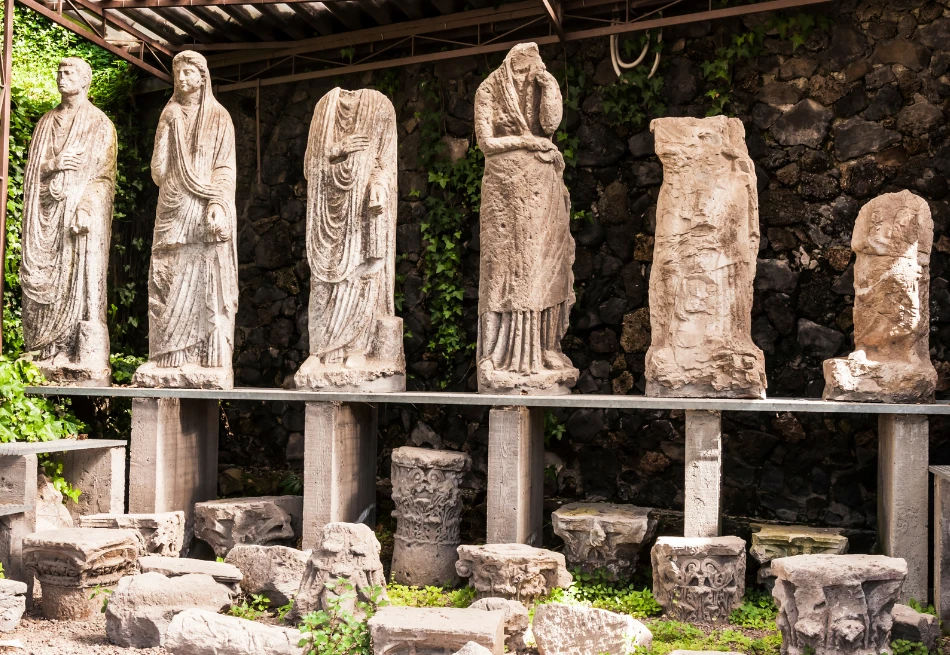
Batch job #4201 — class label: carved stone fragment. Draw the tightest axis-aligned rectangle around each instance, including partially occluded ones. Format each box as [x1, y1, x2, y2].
[194, 495, 303, 557]
[749, 523, 848, 585]
[552, 503, 656, 580]
[295, 88, 404, 392]
[166, 608, 303, 655]
[225, 544, 310, 606]
[771, 554, 907, 655]
[0, 580, 27, 633]
[391, 447, 471, 586]
[20, 58, 116, 386]
[368, 606, 506, 655]
[475, 43, 578, 395]
[646, 117, 766, 398]
[139, 554, 242, 594]
[292, 522, 387, 621]
[823, 191, 937, 402]
[133, 51, 238, 389]
[455, 543, 572, 604]
[469, 598, 528, 652]
[78, 511, 185, 557]
[891, 603, 938, 650]
[453, 643, 494, 655]
[532, 602, 653, 655]
[651, 536, 746, 622]
[22, 527, 139, 620]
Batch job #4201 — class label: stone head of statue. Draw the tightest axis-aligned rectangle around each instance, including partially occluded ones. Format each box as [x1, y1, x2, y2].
[173, 50, 209, 100]
[507, 43, 544, 86]
[57, 58, 92, 99]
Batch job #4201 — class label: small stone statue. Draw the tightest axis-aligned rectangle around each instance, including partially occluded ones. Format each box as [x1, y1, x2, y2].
[823, 191, 937, 403]
[133, 51, 237, 389]
[646, 117, 766, 399]
[475, 43, 578, 395]
[295, 87, 404, 392]
[390, 447, 471, 586]
[291, 522, 387, 621]
[20, 58, 116, 386]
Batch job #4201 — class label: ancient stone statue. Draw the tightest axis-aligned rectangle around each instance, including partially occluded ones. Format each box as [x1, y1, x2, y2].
[133, 51, 237, 389]
[551, 503, 656, 581]
[823, 191, 936, 403]
[646, 117, 766, 399]
[291, 522, 387, 621]
[771, 554, 907, 655]
[651, 536, 746, 622]
[475, 43, 578, 395]
[456, 543, 572, 604]
[295, 87, 404, 392]
[20, 58, 116, 386]
[391, 447, 471, 587]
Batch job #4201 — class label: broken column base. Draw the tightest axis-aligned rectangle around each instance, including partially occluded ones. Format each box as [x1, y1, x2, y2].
[42, 584, 109, 621]
[823, 355, 936, 403]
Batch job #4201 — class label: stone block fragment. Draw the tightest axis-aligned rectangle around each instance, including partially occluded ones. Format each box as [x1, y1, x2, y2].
[165, 607, 303, 655]
[552, 503, 656, 580]
[469, 598, 528, 651]
[651, 536, 745, 622]
[195, 495, 303, 557]
[749, 523, 848, 585]
[646, 116, 766, 399]
[139, 554, 242, 593]
[456, 544, 572, 604]
[453, 643, 493, 655]
[225, 544, 310, 606]
[22, 527, 139, 620]
[771, 554, 906, 655]
[0, 580, 27, 632]
[78, 511, 185, 557]
[391, 447, 471, 586]
[823, 191, 936, 403]
[532, 602, 652, 655]
[292, 522, 386, 621]
[368, 606, 505, 655]
[890, 603, 938, 650]
[105, 572, 232, 648]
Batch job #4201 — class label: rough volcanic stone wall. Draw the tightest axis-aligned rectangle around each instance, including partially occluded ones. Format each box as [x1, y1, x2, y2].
[207, 0, 950, 542]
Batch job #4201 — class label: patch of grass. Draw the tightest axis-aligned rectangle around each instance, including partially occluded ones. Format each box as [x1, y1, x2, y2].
[538, 569, 663, 618]
[729, 590, 778, 629]
[638, 620, 782, 654]
[890, 640, 931, 655]
[387, 582, 476, 608]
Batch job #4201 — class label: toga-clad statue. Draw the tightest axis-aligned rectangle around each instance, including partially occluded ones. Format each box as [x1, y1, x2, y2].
[132, 51, 237, 389]
[294, 87, 405, 392]
[475, 43, 578, 395]
[20, 58, 116, 386]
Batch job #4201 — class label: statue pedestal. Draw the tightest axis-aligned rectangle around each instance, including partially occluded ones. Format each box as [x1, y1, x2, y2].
[129, 398, 218, 545]
[302, 402, 377, 550]
[486, 406, 544, 546]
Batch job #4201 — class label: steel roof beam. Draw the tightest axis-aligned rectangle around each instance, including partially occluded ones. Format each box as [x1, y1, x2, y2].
[290, 3, 334, 35]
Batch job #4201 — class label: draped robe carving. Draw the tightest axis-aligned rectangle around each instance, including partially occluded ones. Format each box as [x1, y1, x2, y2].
[20, 58, 116, 386]
[295, 88, 404, 392]
[133, 51, 237, 389]
[475, 43, 578, 395]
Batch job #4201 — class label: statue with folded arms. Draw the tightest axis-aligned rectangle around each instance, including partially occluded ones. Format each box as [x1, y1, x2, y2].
[20, 58, 116, 386]
[133, 51, 238, 389]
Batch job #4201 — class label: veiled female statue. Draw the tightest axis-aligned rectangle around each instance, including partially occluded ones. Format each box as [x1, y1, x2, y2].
[294, 87, 404, 392]
[132, 51, 237, 389]
[475, 43, 578, 394]
[20, 58, 116, 386]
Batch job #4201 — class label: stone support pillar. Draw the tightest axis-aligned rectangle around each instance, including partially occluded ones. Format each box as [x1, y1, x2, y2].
[0, 455, 37, 599]
[486, 406, 544, 546]
[684, 410, 722, 538]
[878, 414, 929, 603]
[63, 446, 125, 519]
[931, 465, 949, 631]
[129, 398, 218, 540]
[302, 402, 377, 550]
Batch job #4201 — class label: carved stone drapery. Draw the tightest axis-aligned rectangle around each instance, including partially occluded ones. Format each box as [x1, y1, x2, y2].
[295, 88, 405, 392]
[456, 544, 572, 604]
[20, 58, 116, 386]
[651, 536, 746, 622]
[552, 503, 656, 580]
[391, 447, 472, 586]
[646, 117, 766, 399]
[475, 43, 578, 395]
[771, 554, 906, 655]
[133, 51, 238, 390]
[823, 191, 937, 403]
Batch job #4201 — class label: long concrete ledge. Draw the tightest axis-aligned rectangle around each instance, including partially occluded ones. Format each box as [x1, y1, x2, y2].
[0, 439, 127, 456]
[24, 385, 950, 414]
